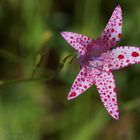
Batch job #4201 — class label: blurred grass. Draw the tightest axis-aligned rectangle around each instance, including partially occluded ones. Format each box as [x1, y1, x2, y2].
[0, 0, 140, 140]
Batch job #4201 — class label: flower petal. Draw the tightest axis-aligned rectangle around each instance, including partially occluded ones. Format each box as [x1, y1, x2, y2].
[68, 66, 95, 100]
[107, 46, 140, 70]
[99, 5, 122, 49]
[61, 32, 94, 55]
[95, 72, 119, 120]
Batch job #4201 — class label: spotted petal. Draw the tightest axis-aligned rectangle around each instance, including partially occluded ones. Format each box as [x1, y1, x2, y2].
[106, 46, 140, 70]
[100, 5, 122, 49]
[61, 32, 94, 55]
[95, 72, 119, 120]
[68, 66, 95, 100]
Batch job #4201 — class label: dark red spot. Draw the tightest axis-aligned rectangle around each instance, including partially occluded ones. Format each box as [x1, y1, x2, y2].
[111, 29, 114, 32]
[109, 64, 112, 67]
[77, 78, 80, 81]
[118, 54, 124, 59]
[70, 36, 73, 39]
[81, 78, 85, 82]
[84, 85, 87, 89]
[110, 111, 113, 114]
[112, 98, 115, 101]
[100, 82, 102, 85]
[126, 59, 130, 63]
[132, 51, 139, 57]
[112, 37, 115, 41]
[104, 98, 107, 102]
[89, 84, 92, 86]
[118, 33, 121, 38]
[114, 88, 116, 92]
[69, 92, 76, 97]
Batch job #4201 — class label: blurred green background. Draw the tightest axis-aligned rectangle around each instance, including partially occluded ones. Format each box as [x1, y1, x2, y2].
[0, 0, 140, 140]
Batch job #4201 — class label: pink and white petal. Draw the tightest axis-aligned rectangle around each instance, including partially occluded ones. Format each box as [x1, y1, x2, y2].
[68, 66, 95, 100]
[100, 5, 122, 49]
[61, 32, 93, 55]
[95, 72, 119, 120]
[107, 46, 140, 70]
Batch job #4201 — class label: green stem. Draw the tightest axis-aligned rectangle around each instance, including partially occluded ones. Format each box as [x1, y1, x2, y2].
[0, 77, 53, 86]
[0, 53, 76, 86]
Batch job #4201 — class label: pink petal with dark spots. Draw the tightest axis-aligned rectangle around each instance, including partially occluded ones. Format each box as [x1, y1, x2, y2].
[99, 5, 122, 49]
[106, 46, 140, 70]
[95, 72, 119, 120]
[68, 66, 95, 100]
[61, 32, 94, 55]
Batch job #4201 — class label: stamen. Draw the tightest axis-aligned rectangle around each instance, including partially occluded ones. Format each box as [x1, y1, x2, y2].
[89, 61, 104, 75]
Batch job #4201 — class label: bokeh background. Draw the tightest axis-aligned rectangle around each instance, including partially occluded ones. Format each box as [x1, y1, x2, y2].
[0, 0, 140, 140]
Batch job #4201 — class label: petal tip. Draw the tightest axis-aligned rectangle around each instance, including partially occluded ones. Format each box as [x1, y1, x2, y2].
[112, 113, 119, 120]
[116, 4, 122, 12]
[116, 4, 121, 9]
[60, 32, 65, 37]
[115, 116, 119, 120]
[67, 96, 75, 100]
[117, 4, 121, 8]
[67, 97, 72, 100]
[60, 31, 70, 39]
[67, 92, 77, 100]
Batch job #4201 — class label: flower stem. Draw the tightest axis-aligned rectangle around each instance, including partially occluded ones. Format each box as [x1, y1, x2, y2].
[0, 53, 76, 86]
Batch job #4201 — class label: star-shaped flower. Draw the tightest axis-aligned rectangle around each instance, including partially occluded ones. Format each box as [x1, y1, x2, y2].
[61, 5, 140, 120]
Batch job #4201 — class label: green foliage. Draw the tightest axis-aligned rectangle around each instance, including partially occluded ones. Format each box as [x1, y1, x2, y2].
[0, 0, 140, 140]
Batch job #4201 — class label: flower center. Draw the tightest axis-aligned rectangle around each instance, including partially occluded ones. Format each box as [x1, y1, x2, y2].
[78, 52, 109, 75]
[88, 56, 104, 75]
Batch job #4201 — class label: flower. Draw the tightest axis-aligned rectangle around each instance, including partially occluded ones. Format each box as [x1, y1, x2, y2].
[61, 5, 140, 120]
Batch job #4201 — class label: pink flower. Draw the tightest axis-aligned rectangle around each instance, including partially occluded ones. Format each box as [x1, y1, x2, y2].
[61, 5, 140, 120]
